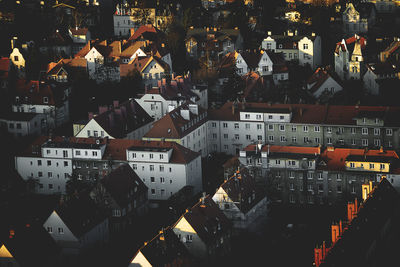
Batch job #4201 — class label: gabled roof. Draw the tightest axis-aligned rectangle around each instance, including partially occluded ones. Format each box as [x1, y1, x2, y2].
[307, 67, 341, 94]
[173, 195, 231, 245]
[46, 58, 87, 79]
[54, 195, 107, 238]
[75, 40, 121, 59]
[120, 41, 146, 58]
[366, 62, 400, 75]
[241, 50, 263, 69]
[335, 35, 366, 55]
[220, 168, 265, 214]
[100, 164, 147, 207]
[128, 24, 164, 42]
[131, 227, 192, 266]
[143, 102, 207, 139]
[92, 99, 154, 139]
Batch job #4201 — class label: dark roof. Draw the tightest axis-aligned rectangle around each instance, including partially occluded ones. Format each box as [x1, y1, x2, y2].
[40, 30, 72, 47]
[55, 195, 107, 238]
[174, 195, 231, 245]
[355, 2, 376, 19]
[100, 164, 147, 207]
[132, 227, 192, 266]
[143, 102, 207, 139]
[221, 168, 265, 214]
[69, 27, 89, 36]
[366, 62, 400, 75]
[92, 99, 154, 139]
[0, 112, 38, 121]
[320, 178, 400, 267]
[241, 50, 262, 69]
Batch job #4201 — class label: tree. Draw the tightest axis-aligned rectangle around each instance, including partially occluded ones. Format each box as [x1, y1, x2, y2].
[222, 66, 245, 101]
[166, 17, 188, 74]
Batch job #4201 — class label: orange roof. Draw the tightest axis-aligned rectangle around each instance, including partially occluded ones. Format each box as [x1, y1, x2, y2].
[320, 147, 399, 171]
[128, 24, 158, 41]
[243, 144, 321, 155]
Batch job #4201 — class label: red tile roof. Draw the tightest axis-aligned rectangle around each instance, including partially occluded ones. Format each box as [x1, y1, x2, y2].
[128, 24, 158, 42]
[319, 147, 399, 171]
[243, 144, 321, 155]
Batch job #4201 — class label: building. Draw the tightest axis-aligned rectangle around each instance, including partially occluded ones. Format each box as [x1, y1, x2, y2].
[219, 50, 274, 76]
[209, 102, 400, 153]
[0, 243, 19, 267]
[306, 67, 343, 101]
[11, 79, 70, 129]
[135, 74, 208, 121]
[379, 38, 400, 62]
[68, 27, 91, 55]
[185, 27, 243, 61]
[172, 195, 232, 260]
[334, 34, 367, 80]
[369, 0, 400, 13]
[89, 164, 148, 233]
[74, 99, 153, 140]
[315, 178, 400, 267]
[212, 168, 268, 229]
[129, 227, 194, 267]
[239, 143, 400, 205]
[0, 112, 46, 138]
[143, 102, 208, 157]
[43, 195, 109, 255]
[261, 30, 322, 70]
[38, 30, 72, 58]
[46, 58, 87, 82]
[363, 62, 400, 95]
[342, 2, 377, 34]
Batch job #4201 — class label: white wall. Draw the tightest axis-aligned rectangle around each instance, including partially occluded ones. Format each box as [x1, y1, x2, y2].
[312, 76, 343, 98]
[363, 68, 379, 95]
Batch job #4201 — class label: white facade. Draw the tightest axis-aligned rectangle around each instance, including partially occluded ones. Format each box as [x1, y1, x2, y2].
[179, 122, 208, 157]
[43, 211, 109, 255]
[0, 113, 45, 138]
[135, 93, 181, 121]
[363, 67, 380, 95]
[141, 58, 169, 87]
[308, 76, 343, 98]
[9, 48, 25, 77]
[235, 54, 248, 75]
[84, 47, 103, 78]
[298, 36, 322, 69]
[126, 148, 202, 201]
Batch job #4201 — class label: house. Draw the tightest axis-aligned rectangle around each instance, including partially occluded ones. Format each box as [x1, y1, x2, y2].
[212, 168, 268, 229]
[185, 27, 243, 61]
[220, 50, 274, 76]
[261, 30, 322, 69]
[43, 195, 109, 255]
[11, 79, 70, 129]
[38, 30, 72, 58]
[129, 227, 194, 267]
[135, 74, 208, 121]
[75, 99, 154, 140]
[0, 112, 46, 138]
[68, 27, 91, 55]
[369, 0, 399, 13]
[90, 164, 148, 233]
[142, 102, 208, 157]
[119, 40, 147, 64]
[172, 195, 232, 260]
[306, 67, 343, 101]
[380, 38, 400, 62]
[9, 46, 25, 78]
[342, 2, 376, 34]
[46, 58, 87, 82]
[334, 34, 367, 80]
[363, 62, 400, 95]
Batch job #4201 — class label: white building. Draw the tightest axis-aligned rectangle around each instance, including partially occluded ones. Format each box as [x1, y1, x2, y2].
[334, 35, 367, 80]
[12, 80, 70, 129]
[0, 113, 46, 138]
[126, 140, 202, 201]
[135, 76, 208, 121]
[143, 102, 209, 157]
[212, 168, 268, 229]
[75, 99, 154, 140]
[68, 27, 91, 55]
[306, 67, 343, 100]
[43, 197, 109, 255]
[261, 31, 322, 70]
[9, 46, 25, 78]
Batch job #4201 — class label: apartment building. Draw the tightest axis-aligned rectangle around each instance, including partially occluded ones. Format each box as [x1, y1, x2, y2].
[16, 137, 202, 202]
[239, 144, 400, 206]
[208, 101, 400, 155]
[143, 102, 209, 157]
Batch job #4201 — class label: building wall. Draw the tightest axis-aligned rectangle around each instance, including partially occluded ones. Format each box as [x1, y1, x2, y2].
[363, 68, 380, 95]
[43, 211, 78, 244]
[311, 76, 343, 98]
[84, 47, 103, 78]
[180, 123, 208, 157]
[75, 119, 110, 138]
[130, 251, 152, 267]
[135, 94, 177, 121]
[173, 217, 208, 259]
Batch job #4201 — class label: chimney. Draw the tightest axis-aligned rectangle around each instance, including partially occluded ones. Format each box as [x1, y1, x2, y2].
[299, 108, 303, 116]
[130, 28, 135, 37]
[232, 103, 235, 115]
[379, 146, 383, 153]
[88, 112, 94, 120]
[331, 223, 340, 244]
[11, 36, 17, 50]
[157, 80, 162, 87]
[162, 78, 166, 85]
[180, 109, 190, 120]
[188, 104, 198, 115]
[113, 100, 119, 108]
[267, 31, 271, 36]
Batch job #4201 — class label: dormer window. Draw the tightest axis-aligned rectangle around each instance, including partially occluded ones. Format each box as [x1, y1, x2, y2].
[43, 97, 49, 104]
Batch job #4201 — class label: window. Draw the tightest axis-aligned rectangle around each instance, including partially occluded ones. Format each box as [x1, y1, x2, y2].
[159, 165, 164, 172]
[303, 43, 308, 50]
[318, 184, 323, 192]
[268, 115, 273, 119]
[245, 123, 250, 130]
[268, 135, 274, 142]
[150, 154, 154, 159]
[8, 123, 14, 129]
[288, 160, 295, 166]
[38, 160, 42, 166]
[318, 173, 323, 180]
[224, 134, 228, 139]
[289, 171, 295, 178]
[49, 184, 53, 189]
[279, 125, 285, 131]
[308, 184, 313, 191]
[327, 127, 332, 133]
[327, 137, 332, 144]
[369, 163, 375, 169]
[211, 122, 217, 127]
[43, 97, 48, 104]
[150, 165, 154, 171]
[64, 161, 68, 167]
[133, 164, 137, 170]
[258, 135, 262, 140]
[350, 162, 355, 168]
[362, 139, 368, 146]
[93, 131, 98, 137]
[280, 136, 286, 142]
[290, 183, 294, 191]
[186, 235, 193, 243]
[292, 126, 297, 132]
[315, 137, 320, 144]
[275, 160, 281, 165]
[374, 139, 381, 147]
[16, 123, 21, 129]
[386, 129, 393, 136]
[314, 126, 320, 132]
[290, 195, 295, 203]
[303, 126, 309, 132]
[47, 227, 52, 233]
[245, 114, 250, 119]
[337, 185, 342, 193]
[292, 136, 297, 143]
[362, 128, 368, 135]
[76, 150, 81, 156]
[160, 177, 165, 183]
[380, 164, 385, 170]
[212, 133, 217, 139]
[234, 123, 239, 129]
[351, 127, 356, 134]
[38, 171, 43, 177]
[151, 177, 155, 183]
[351, 139, 356, 145]
[234, 134, 239, 140]
[246, 135, 251, 140]
[223, 123, 228, 128]
[58, 228, 64, 234]
[374, 128, 380, 135]
[160, 154, 164, 160]
[63, 151, 68, 158]
[47, 160, 51, 166]
[224, 145, 229, 150]
[307, 172, 313, 179]
[268, 124, 274, 131]
[304, 137, 309, 143]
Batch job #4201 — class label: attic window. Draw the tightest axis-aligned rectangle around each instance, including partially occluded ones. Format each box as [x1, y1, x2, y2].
[43, 97, 49, 104]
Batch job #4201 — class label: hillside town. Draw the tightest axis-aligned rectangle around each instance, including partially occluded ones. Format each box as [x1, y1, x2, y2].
[1, 0, 400, 266]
